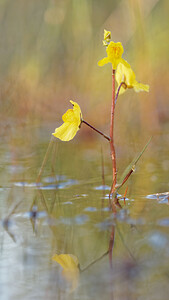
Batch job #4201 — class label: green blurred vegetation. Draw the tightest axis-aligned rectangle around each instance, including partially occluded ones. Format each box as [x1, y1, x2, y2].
[0, 0, 168, 139]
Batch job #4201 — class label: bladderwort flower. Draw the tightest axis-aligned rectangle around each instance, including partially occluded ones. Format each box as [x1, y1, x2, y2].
[52, 101, 82, 141]
[98, 40, 130, 70]
[116, 63, 149, 95]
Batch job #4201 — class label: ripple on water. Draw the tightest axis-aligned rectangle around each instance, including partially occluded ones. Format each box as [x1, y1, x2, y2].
[43, 175, 67, 183]
[58, 214, 89, 225]
[94, 185, 110, 191]
[158, 218, 169, 226]
[103, 193, 122, 200]
[148, 231, 168, 248]
[13, 182, 42, 187]
[13, 179, 78, 190]
[146, 192, 169, 201]
[84, 207, 98, 212]
[95, 219, 115, 231]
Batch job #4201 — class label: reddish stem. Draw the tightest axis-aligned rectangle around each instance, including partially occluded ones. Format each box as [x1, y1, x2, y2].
[110, 69, 117, 195]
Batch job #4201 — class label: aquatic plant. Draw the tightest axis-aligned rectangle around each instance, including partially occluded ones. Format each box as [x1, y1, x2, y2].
[41, 29, 150, 207]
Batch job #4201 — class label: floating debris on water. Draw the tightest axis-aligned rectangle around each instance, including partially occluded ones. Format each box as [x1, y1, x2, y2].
[13, 182, 42, 187]
[146, 192, 169, 203]
[62, 201, 73, 205]
[94, 185, 110, 191]
[84, 207, 98, 212]
[157, 218, 169, 226]
[13, 179, 78, 190]
[43, 175, 67, 183]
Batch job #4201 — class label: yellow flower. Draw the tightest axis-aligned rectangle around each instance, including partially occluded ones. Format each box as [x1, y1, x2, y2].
[116, 63, 149, 95]
[52, 101, 82, 141]
[52, 254, 80, 292]
[98, 41, 129, 70]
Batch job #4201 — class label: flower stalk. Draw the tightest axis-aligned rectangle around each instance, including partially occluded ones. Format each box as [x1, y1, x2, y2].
[109, 69, 117, 195]
[82, 120, 110, 141]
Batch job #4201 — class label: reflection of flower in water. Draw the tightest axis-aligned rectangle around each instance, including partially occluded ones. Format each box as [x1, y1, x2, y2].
[52, 254, 80, 292]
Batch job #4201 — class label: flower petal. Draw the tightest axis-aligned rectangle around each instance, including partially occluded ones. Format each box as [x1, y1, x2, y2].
[53, 101, 82, 141]
[133, 82, 149, 93]
[98, 57, 110, 66]
[62, 109, 75, 123]
[52, 122, 79, 141]
[120, 58, 130, 68]
[70, 100, 82, 126]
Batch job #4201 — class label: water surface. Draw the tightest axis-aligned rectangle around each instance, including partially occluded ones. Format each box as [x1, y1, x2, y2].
[0, 122, 169, 300]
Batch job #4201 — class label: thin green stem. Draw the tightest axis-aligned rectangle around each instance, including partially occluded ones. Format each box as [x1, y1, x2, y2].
[82, 120, 110, 141]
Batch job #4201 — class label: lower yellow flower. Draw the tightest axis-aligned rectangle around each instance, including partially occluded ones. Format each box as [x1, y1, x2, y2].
[52, 101, 82, 141]
[52, 254, 80, 292]
[98, 41, 129, 70]
[116, 63, 149, 94]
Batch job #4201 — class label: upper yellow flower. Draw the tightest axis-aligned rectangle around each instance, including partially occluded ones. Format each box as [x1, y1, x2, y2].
[52, 101, 82, 141]
[98, 41, 129, 70]
[116, 63, 149, 95]
[52, 254, 79, 292]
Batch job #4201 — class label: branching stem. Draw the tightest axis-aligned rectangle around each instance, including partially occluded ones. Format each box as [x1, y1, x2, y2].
[82, 120, 110, 141]
[115, 81, 125, 105]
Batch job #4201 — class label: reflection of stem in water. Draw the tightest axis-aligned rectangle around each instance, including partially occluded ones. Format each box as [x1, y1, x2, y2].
[51, 139, 58, 177]
[2, 199, 23, 242]
[37, 187, 49, 213]
[80, 250, 109, 272]
[36, 136, 54, 183]
[50, 140, 58, 213]
[116, 223, 136, 262]
[109, 225, 115, 269]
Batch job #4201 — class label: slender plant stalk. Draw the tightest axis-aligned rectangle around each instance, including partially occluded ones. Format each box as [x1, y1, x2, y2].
[82, 120, 110, 141]
[115, 81, 125, 105]
[109, 69, 117, 195]
[36, 136, 54, 184]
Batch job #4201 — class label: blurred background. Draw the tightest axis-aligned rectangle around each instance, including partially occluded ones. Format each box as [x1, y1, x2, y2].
[0, 2, 169, 299]
[0, 0, 168, 136]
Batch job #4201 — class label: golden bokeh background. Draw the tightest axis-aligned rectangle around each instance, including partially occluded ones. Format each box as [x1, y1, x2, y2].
[0, 0, 168, 140]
